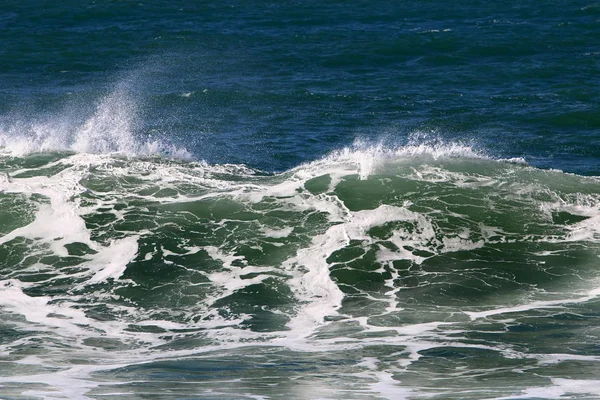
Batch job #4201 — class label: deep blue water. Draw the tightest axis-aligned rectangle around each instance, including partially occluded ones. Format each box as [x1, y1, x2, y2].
[1, 2, 600, 399]
[1, 0, 599, 172]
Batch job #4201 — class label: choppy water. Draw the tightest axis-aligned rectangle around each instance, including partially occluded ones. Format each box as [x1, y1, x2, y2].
[1, 1, 600, 399]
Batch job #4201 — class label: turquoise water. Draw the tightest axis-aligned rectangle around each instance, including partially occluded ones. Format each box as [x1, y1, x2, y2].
[1, 1, 600, 399]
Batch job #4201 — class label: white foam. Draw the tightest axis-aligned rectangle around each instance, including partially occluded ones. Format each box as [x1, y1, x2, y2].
[534, 193, 600, 242]
[0, 279, 97, 337]
[535, 353, 600, 365]
[203, 245, 278, 301]
[284, 224, 348, 338]
[0, 161, 97, 257]
[0, 367, 101, 400]
[0, 154, 141, 290]
[464, 288, 600, 321]
[499, 157, 528, 164]
[260, 226, 293, 238]
[84, 236, 139, 285]
[495, 378, 600, 399]
[368, 370, 414, 400]
[566, 214, 600, 242]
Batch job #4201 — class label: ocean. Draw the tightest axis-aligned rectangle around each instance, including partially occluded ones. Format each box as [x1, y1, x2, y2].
[1, 1, 600, 399]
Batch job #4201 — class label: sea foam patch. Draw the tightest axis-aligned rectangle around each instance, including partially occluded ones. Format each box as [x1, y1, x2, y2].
[2, 138, 600, 399]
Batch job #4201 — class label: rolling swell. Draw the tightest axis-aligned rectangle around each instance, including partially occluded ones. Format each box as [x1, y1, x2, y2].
[1, 143, 600, 398]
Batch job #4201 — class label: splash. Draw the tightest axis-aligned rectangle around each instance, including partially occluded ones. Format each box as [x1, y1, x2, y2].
[0, 82, 191, 159]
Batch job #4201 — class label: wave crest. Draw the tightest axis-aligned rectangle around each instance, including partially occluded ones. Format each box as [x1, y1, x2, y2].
[295, 138, 522, 180]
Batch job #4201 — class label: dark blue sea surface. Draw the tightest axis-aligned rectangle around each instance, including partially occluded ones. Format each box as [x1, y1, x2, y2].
[2, 0, 599, 172]
[1, 1, 600, 399]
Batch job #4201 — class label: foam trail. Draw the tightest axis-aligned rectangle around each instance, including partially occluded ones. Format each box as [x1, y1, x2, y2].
[284, 224, 348, 337]
[496, 379, 600, 399]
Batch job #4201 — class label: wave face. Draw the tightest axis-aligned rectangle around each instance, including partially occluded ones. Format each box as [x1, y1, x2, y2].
[1, 147, 600, 399]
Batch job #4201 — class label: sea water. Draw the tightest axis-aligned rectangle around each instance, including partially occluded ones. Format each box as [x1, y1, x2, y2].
[1, 1, 600, 399]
